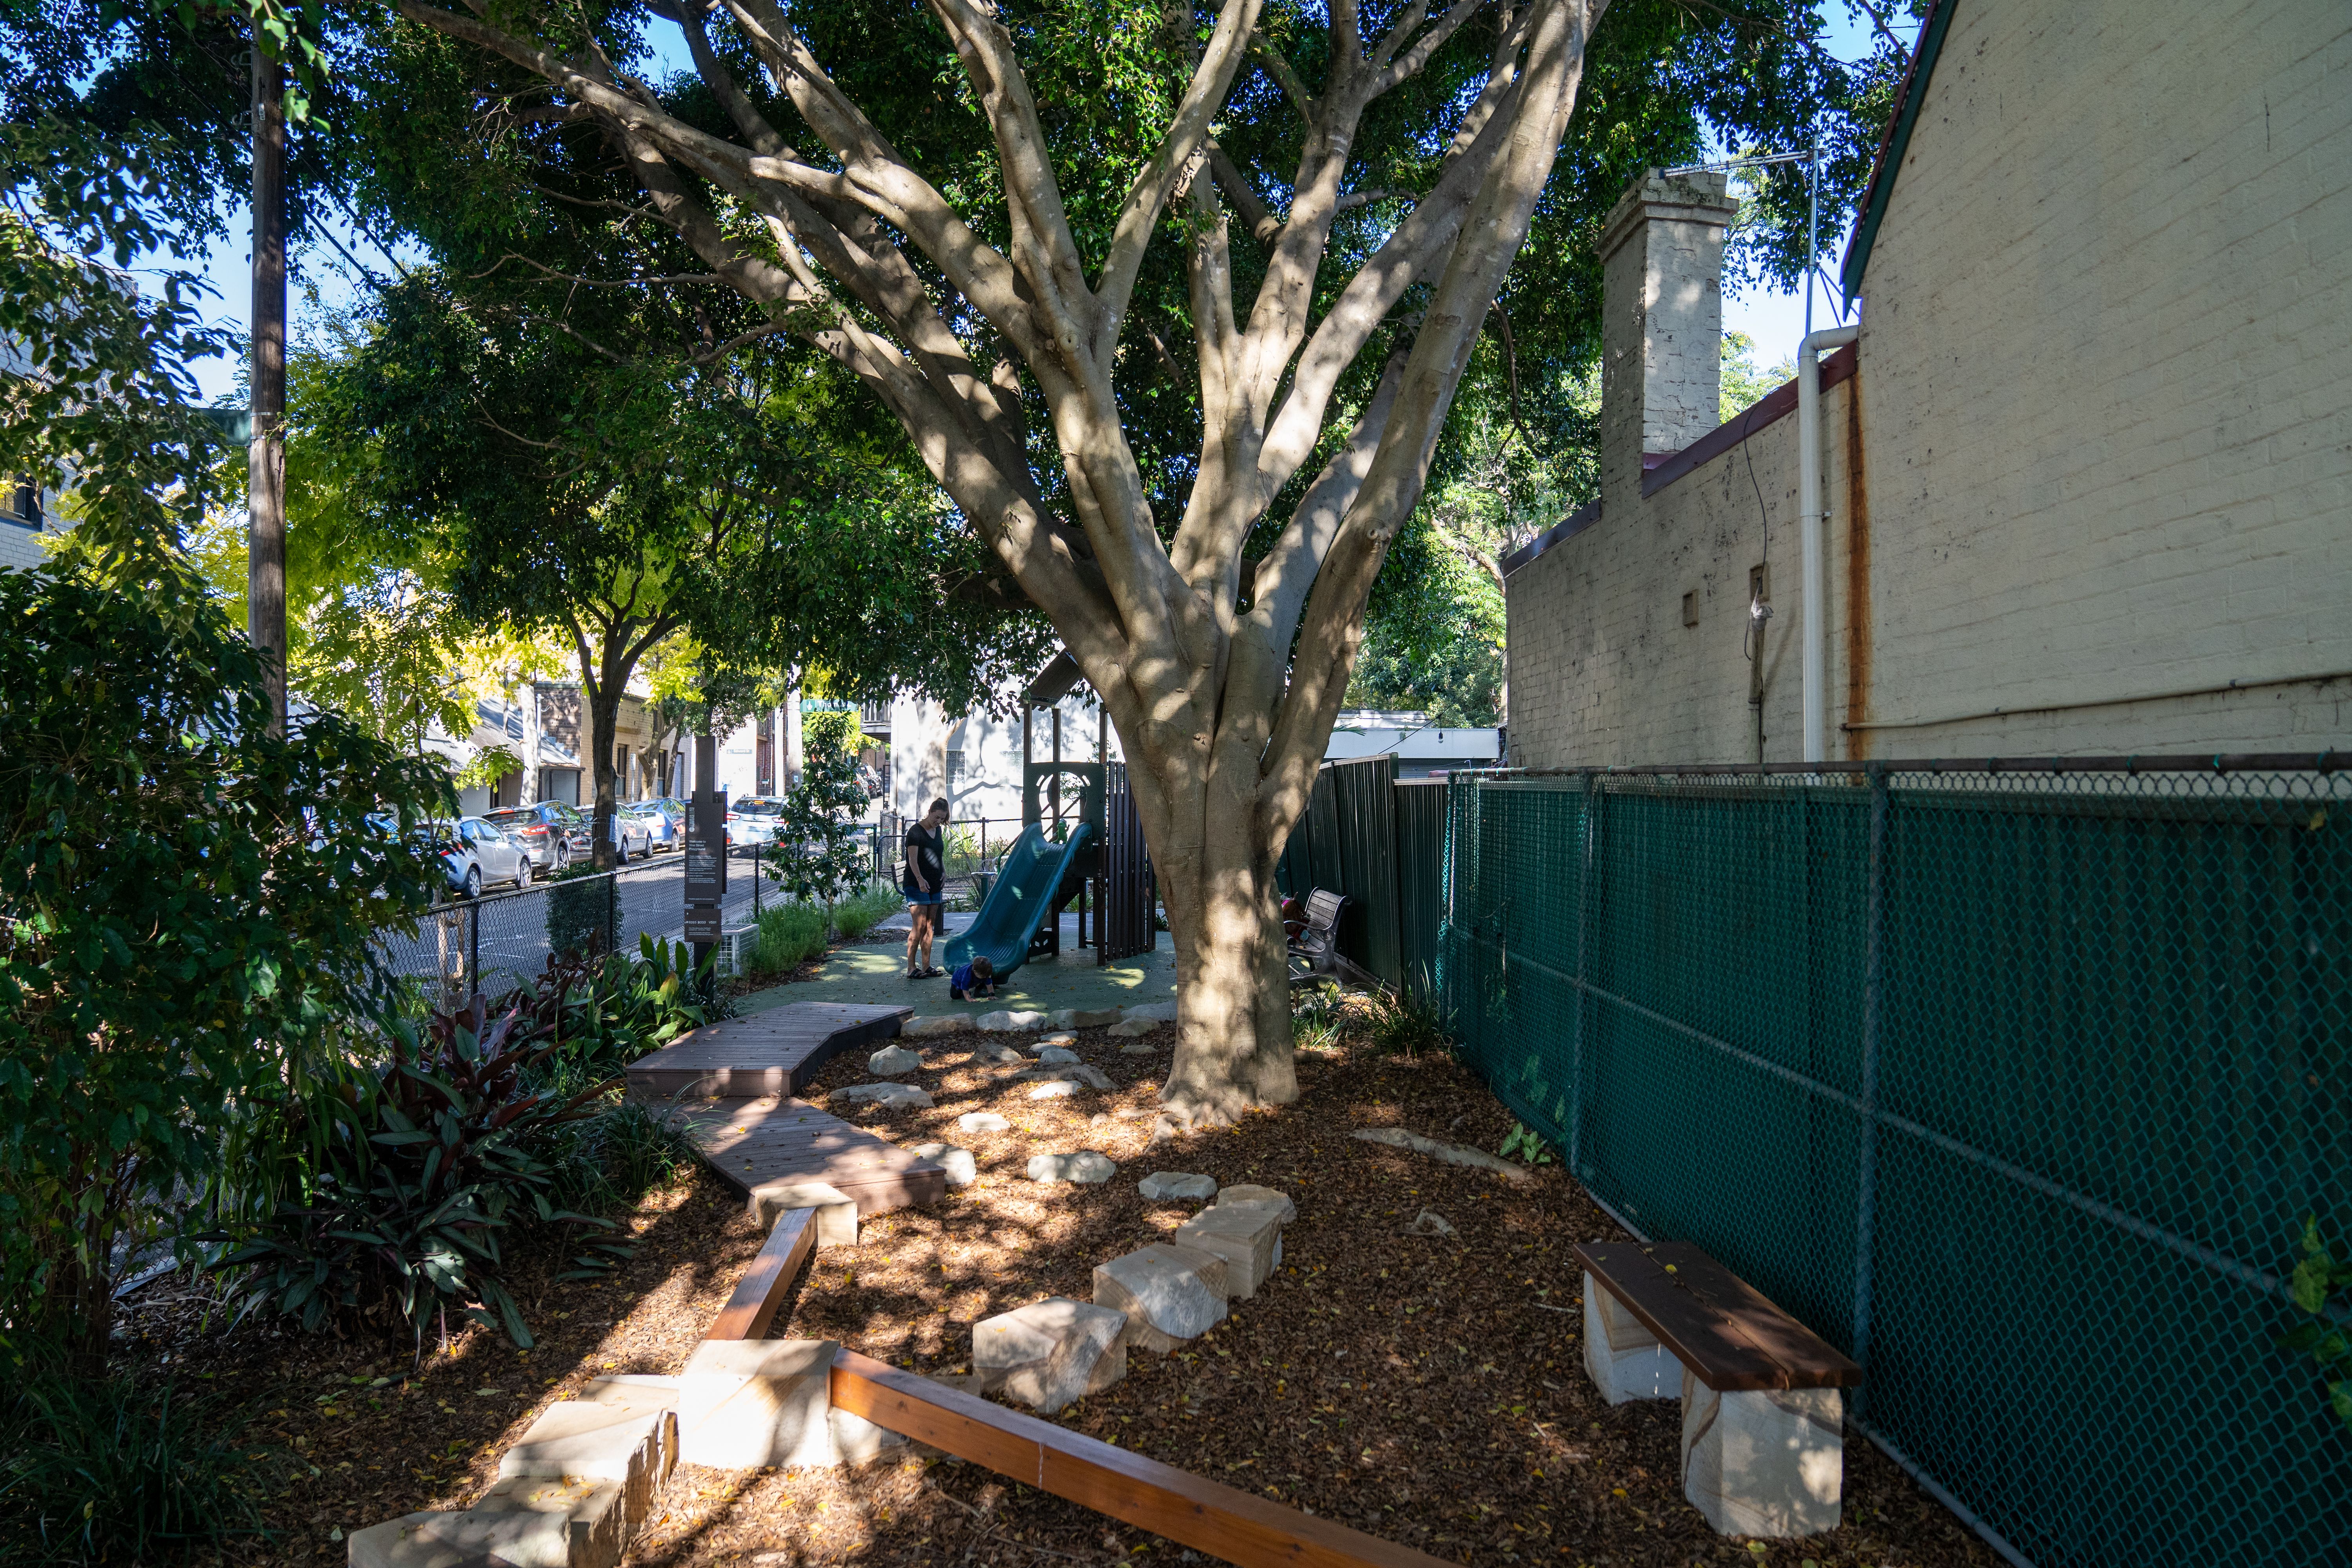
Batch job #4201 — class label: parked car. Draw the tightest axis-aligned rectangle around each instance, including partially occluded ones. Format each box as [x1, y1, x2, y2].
[484, 801, 584, 877]
[626, 799, 683, 852]
[610, 808, 653, 862]
[726, 795, 787, 855]
[434, 816, 532, 899]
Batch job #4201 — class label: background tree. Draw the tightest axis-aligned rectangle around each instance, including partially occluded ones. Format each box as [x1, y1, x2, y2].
[371, 0, 1914, 1123]
[310, 274, 1047, 866]
[768, 709, 874, 925]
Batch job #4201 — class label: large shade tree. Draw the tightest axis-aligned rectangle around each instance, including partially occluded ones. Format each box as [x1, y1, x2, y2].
[372, 0, 1905, 1122]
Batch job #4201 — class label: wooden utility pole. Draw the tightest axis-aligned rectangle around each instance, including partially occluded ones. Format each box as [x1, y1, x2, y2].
[248, 40, 288, 734]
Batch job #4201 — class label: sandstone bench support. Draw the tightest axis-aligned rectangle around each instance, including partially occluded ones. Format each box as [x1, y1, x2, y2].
[1574, 1241, 1862, 1538]
[829, 1347, 1456, 1568]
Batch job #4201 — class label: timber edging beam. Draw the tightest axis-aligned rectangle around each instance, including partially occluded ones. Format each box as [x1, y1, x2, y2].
[829, 1347, 1454, 1568]
[706, 1208, 818, 1341]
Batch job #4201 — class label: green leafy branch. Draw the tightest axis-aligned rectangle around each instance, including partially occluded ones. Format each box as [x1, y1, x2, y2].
[2280, 1215, 2352, 1436]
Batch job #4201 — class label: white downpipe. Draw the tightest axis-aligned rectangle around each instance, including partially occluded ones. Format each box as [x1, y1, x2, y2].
[1798, 325, 1860, 764]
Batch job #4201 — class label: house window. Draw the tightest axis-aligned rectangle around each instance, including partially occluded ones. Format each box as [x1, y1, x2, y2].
[945, 749, 966, 788]
[9, 483, 38, 528]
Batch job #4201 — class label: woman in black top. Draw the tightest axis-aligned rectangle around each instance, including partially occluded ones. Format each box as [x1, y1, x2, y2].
[901, 797, 949, 978]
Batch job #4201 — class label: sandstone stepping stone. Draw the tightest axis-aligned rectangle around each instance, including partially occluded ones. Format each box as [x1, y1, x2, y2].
[1119, 1039, 1160, 1055]
[909, 1143, 978, 1188]
[830, 1082, 933, 1108]
[1351, 1125, 1534, 1183]
[473, 1477, 628, 1567]
[1401, 1208, 1458, 1238]
[1093, 1242, 1227, 1352]
[993, 1046, 1026, 1064]
[1138, 1171, 1218, 1201]
[867, 1044, 922, 1076]
[1106, 1017, 1156, 1038]
[748, 1180, 860, 1246]
[1049, 1007, 1123, 1029]
[583, 1376, 677, 1409]
[1037, 1045, 1081, 1065]
[350, 1490, 625, 1568]
[976, 1009, 1051, 1032]
[903, 1015, 965, 1038]
[1036, 1032, 1078, 1048]
[1019, 1063, 1113, 1090]
[1120, 1001, 1178, 1024]
[678, 1339, 837, 1469]
[972, 1297, 1129, 1414]
[1027, 1080, 1078, 1100]
[1027, 1150, 1115, 1184]
[1214, 1183, 1297, 1224]
[497, 1401, 672, 1529]
[1173, 1201, 1283, 1298]
[958, 1111, 1011, 1133]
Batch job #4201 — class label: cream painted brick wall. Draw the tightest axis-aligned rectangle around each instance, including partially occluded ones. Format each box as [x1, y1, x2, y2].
[0, 522, 45, 572]
[1849, 0, 2352, 758]
[1507, 383, 1846, 768]
[1507, 0, 2352, 767]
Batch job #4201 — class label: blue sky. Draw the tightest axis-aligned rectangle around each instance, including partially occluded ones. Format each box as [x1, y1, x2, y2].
[171, 4, 1913, 406]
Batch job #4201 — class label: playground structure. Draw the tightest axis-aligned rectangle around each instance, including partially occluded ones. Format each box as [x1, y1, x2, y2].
[944, 653, 1156, 983]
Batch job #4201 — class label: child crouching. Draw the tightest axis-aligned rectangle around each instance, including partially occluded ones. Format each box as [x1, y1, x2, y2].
[950, 954, 996, 1001]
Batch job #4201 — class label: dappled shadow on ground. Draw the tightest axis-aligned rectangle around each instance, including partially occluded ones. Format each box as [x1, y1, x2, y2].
[620, 1022, 2000, 1568]
[118, 1017, 2000, 1568]
[110, 1170, 760, 1566]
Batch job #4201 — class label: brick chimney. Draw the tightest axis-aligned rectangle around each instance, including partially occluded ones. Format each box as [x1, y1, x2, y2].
[1598, 169, 1739, 509]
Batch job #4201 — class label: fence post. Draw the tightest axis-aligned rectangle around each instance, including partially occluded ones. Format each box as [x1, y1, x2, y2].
[1852, 764, 1889, 1413]
[607, 869, 619, 958]
[468, 900, 480, 1002]
[1571, 772, 1601, 1178]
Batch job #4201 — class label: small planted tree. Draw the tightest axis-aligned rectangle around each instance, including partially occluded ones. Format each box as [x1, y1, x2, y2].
[767, 708, 873, 933]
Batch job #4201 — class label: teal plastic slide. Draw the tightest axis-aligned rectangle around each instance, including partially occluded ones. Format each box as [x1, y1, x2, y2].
[942, 821, 1094, 982]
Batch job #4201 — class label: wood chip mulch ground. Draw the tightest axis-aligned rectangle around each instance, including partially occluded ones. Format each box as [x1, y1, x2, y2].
[116, 1015, 1998, 1568]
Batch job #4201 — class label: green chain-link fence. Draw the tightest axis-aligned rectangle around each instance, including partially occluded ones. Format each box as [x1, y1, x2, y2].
[1439, 762, 2352, 1566]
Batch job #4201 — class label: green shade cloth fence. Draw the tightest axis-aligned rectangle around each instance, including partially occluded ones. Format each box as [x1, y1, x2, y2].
[1438, 764, 2352, 1567]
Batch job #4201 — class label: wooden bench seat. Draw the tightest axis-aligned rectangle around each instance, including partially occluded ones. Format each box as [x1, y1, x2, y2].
[1575, 1240, 1860, 1539]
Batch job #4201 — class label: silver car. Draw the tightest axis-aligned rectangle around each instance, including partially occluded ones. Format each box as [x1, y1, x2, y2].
[437, 817, 532, 899]
[609, 808, 653, 862]
[626, 800, 682, 851]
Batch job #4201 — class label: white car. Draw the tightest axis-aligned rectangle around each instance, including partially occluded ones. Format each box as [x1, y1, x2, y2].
[725, 796, 787, 855]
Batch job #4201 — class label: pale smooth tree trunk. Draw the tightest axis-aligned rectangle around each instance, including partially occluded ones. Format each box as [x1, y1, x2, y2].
[403, 0, 1603, 1125]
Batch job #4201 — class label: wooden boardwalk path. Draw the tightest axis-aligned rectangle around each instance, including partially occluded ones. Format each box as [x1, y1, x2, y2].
[624, 1001, 911, 1100]
[670, 1096, 946, 1214]
[627, 1002, 942, 1215]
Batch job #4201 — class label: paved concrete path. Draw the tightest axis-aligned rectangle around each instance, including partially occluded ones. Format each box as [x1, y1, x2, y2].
[738, 913, 1178, 1018]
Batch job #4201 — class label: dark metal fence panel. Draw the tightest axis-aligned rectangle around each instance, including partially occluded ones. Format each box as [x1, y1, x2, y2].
[1098, 760, 1156, 962]
[372, 856, 760, 997]
[1440, 763, 2352, 1568]
[1326, 755, 1401, 988]
[1393, 781, 1448, 1002]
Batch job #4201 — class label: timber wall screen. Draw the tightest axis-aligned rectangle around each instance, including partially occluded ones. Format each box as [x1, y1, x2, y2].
[1438, 764, 2352, 1568]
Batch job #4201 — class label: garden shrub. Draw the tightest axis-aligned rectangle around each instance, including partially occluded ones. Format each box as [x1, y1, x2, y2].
[0, 1370, 266, 1565]
[830, 885, 901, 942]
[209, 994, 624, 1348]
[0, 567, 446, 1372]
[750, 902, 829, 975]
[207, 938, 719, 1352]
[544, 862, 613, 959]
